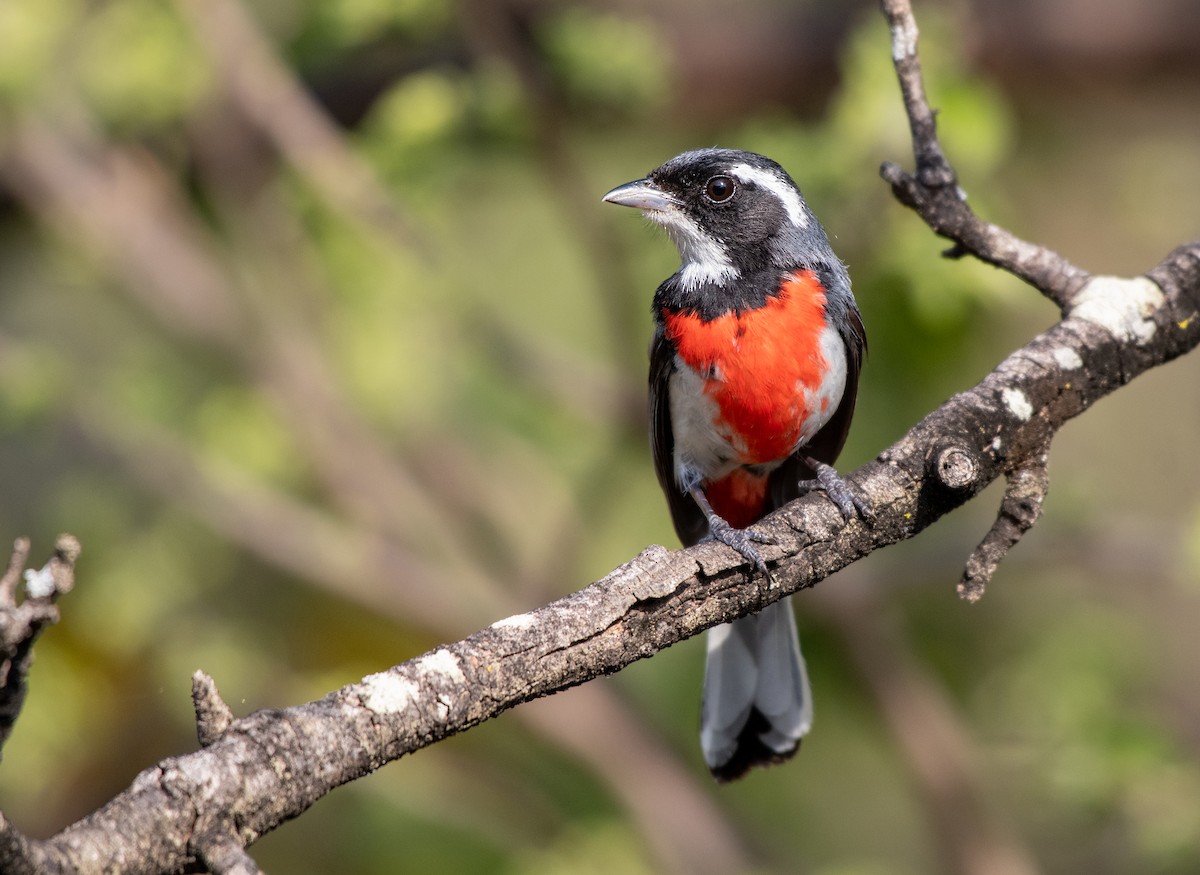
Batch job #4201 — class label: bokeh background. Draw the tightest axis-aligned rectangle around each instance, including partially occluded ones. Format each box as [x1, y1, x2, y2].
[2, 0, 1199, 872]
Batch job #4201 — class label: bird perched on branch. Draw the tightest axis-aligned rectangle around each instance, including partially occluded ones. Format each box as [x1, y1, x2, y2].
[604, 148, 869, 781]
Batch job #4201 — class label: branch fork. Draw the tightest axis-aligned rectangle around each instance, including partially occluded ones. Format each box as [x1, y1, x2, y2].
[879, 0, 1091, 308]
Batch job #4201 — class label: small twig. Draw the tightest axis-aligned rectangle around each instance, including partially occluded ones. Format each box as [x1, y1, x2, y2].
[47, 534, 82, 596]
[880, 0, 954, 188]
[0, 536, 81, 754]
[0, 538, 30, 606]
[196, 830, 264, 875]
[192, 671, 236, 747]
[959, 459, 1050, 602]
[878, 0, 1090, 308]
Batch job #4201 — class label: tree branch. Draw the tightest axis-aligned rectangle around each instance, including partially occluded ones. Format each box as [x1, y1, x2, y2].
[878, 0, 1198, 593]
[2, 1, 1199, 872]
[4, 227, 1198, 869]
[0, 536, 81, 756]
[958, 457, 1049, 602]
[878, 0, 1091, 308]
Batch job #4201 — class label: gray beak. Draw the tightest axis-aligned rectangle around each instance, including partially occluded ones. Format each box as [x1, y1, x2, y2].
[601, 178, 674, 211]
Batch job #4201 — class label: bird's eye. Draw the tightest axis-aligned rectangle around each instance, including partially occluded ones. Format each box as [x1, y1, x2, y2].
[704, 176, 735, 203]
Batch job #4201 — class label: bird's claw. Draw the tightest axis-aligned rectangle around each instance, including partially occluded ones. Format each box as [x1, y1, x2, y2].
[705, 516, 775, 575]
[804, 459, 874, 523]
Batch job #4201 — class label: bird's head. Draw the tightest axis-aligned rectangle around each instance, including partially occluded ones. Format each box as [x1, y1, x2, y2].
[603, 148, 825, 291]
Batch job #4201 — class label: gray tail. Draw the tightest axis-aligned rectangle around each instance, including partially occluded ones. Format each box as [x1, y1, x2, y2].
[700, 598, 812, 782]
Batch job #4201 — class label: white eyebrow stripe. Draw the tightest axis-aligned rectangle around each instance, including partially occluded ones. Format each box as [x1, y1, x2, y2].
[730, 162, 807, 228]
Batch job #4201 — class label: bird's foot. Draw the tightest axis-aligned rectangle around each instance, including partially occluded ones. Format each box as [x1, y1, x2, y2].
[704, 516, 776, 575]
[800, 458, 873, 523]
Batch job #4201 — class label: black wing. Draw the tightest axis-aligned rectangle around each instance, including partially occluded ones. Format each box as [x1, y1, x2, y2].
[649, 326, 710, 547]
[768, 305, 867, 510]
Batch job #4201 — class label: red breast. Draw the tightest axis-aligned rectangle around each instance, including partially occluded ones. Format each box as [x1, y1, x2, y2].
[661, 269, 839, 525]
[663, 269, 833, 463]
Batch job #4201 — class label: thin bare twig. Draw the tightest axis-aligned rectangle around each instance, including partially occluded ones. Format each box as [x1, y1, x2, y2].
[878, 0, 1091, 308]
[192, 671, 236, 748]
[959, 459, 1049, 601]
[196, 831, 265, 875]
[0, 536, 81, 755]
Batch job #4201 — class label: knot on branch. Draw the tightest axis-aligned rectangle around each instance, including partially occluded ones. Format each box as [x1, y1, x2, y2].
[916, 155, 958, 192]
[929, 443, 980, 492]
[192, 670, 235, 747]
[879, 161, 924, 209]
[958, 461, 1050, 602]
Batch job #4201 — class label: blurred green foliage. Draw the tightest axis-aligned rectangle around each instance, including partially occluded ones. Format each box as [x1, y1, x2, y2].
[0, 1, 1198, 874]
[79, 0, 211, 128]
[538, 8, 670, 110]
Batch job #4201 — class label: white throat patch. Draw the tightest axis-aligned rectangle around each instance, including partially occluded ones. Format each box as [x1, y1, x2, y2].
[730, 163, 807, 228]
[646, 206, 738, 291]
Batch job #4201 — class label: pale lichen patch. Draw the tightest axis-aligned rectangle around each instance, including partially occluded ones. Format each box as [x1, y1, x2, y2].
[361, 672, 419, 715]
[1052, 347, 1083, 370]
[1001, 387, 1033, 421]
[22, 564, 55, 598]
[491, 612, 535, 630]
[1070, 275, 1164, 345]
[891, 16, 918, 61]
[418, 649, 466, 683]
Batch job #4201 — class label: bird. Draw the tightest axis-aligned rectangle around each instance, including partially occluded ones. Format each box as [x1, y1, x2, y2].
[603, 148, 868, 781]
